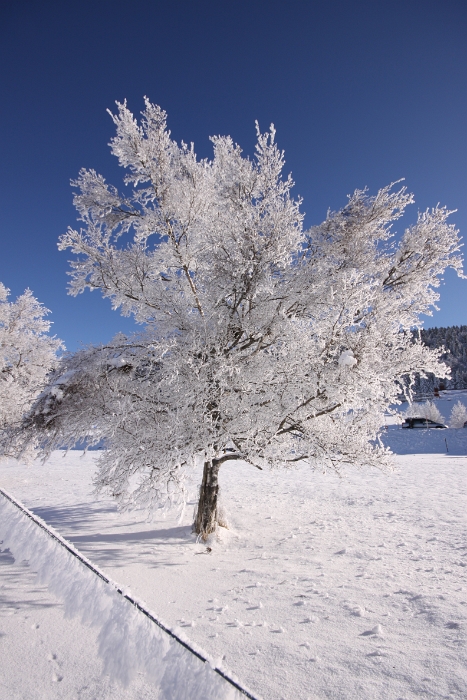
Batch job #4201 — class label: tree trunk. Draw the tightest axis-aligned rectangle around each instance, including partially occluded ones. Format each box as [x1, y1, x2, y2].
[193, 452, 245, 540]
[193, 459, 221, 540]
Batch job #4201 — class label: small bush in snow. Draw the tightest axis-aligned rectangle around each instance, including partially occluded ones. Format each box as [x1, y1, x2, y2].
[421, 401, 444, 423]
[0, 283, 63, 438]
[404, 401, 444, 423]
[449, 400, 467, 428]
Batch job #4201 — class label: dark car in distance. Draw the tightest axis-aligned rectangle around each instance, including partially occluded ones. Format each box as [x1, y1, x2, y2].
[402, 417, 447, 429]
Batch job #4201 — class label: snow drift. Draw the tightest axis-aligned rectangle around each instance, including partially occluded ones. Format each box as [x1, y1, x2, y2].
[0, 491, 248, 700]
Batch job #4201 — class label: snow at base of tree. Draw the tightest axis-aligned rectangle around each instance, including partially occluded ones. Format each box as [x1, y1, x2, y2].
[0, 436, 465, 700]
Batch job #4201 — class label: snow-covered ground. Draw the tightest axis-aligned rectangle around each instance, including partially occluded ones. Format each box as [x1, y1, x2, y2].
[1, 398, 467, 699]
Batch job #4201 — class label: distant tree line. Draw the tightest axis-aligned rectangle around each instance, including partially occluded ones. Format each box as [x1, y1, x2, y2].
[413, 325, 467, 393]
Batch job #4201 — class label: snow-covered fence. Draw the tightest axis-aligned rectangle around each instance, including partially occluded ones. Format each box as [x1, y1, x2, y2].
[0, 487, 260, 700]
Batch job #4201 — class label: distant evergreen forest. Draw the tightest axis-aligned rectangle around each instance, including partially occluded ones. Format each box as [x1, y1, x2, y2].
[414, 325, 467, 392]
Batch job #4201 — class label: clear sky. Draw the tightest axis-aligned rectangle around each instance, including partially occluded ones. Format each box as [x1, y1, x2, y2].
[1, 0, 466, 351]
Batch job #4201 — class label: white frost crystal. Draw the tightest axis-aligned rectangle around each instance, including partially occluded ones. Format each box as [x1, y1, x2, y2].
[338, 350, 357, 368]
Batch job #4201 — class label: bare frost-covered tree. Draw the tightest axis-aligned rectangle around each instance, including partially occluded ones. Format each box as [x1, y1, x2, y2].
[13, 99, 464, 538]
[449, 401, 467, 428]
[404, 400, 444, 423]
[0, 283, 63, 441]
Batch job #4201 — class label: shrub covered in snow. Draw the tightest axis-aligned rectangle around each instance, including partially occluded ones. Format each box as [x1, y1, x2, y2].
[404, 400, 444, 423]
[0, 283, 63, 440]
[449, 400, 467, 428]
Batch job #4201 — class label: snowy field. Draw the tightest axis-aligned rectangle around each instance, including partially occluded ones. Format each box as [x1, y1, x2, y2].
[1, 396, 467, 699]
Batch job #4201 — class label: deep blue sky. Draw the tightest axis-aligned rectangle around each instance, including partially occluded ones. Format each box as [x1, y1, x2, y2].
[1, 0, 466, 351]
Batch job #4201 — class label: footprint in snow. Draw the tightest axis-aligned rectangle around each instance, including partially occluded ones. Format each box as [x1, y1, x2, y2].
[345, 604, 365, 617]
[360, 624, 383, 636]
[301, 615, 319, 624]
[445, 621, 461, 630]
[51, 673, 63, 683]
[179, 619, 196, 627]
